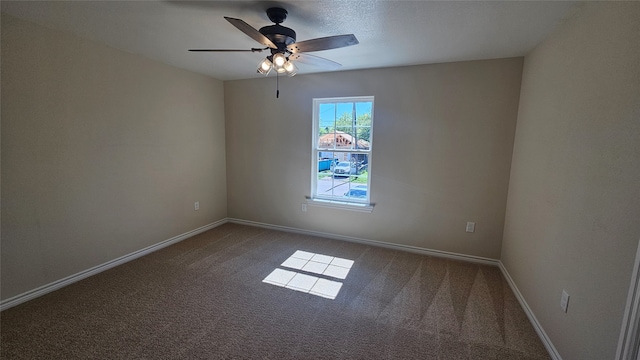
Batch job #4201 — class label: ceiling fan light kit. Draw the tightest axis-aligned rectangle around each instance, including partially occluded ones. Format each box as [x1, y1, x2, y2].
[283, 61, 297, 76]
[189, 7, 359, 96]
[257, 58, 273, 75]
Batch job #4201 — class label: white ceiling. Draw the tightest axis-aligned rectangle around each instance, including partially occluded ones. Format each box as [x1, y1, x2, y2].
[1, 0, 583, 81]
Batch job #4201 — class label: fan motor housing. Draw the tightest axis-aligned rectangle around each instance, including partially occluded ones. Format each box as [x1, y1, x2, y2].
[260, 25, 296, 48]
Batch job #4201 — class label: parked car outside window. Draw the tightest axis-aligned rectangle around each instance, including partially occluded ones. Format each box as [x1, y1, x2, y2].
[333, 161, 355, 176]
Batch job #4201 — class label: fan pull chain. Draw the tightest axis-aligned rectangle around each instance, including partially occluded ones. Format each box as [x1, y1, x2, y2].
[276, 71, 280, 98]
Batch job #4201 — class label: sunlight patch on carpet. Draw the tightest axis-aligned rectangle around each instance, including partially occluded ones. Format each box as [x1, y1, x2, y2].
[262, 251, 354, 300]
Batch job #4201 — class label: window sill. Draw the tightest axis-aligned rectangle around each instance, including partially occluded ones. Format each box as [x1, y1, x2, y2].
[305, 198, 374, 213]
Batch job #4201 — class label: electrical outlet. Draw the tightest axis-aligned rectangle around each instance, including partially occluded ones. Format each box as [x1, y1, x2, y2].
[301, 203, 307, 212]
[561, 290, 570, 313]
[194, 201, 199, 211]
[466, 222, 476, 233]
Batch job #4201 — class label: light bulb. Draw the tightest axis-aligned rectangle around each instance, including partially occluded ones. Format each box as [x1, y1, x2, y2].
[283, 61, 297, 77]
[257, 58, 272, 75]
[273, 53, 286, 67]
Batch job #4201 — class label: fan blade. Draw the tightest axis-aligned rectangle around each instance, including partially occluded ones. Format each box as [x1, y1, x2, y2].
[224, 17, 277, 49]
[287, 34, 358, 53]
[189, 48, 266, 53]
[289, 53, 341, 70]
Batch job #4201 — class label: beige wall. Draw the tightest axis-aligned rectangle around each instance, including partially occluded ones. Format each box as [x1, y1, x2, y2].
[1, 14, 228, 300]
[225, 58, 523, 259]
[501, 3, 640, 359]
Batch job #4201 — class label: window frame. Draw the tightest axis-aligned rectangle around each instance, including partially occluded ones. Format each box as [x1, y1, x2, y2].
[310, 96, 374, 211]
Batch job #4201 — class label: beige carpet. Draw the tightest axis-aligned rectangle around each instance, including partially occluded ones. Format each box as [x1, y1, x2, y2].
[1, 223, 550, 359]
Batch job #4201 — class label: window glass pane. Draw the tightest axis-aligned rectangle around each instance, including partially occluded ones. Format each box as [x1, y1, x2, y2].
[336, 103, 353, 122]
[355, 102, 372, 145]
[352, 153, 369, 181]
[317, 152, 337, 175]
[354, 127, 370, 149]
[316, 173, 334, 198]
[317, 152, 336, 197]
[333, 127, 353, 149]
[316, 171, 349, 198]
[315, 153, 369, 201]
[319, 103, 336, 127]
[318, 101, 372, 151]
[342, 180, 368, 201]
[318, 131, 336, 149]
[355, 102, 372, 125]
[318, 103, 336, 148]
[335, 103, 354, 150]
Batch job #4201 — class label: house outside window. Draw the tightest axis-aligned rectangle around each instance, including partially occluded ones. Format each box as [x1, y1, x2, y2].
[311, 96, 373, 209]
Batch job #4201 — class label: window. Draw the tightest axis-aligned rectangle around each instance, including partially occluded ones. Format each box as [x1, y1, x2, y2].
[311, 97, 373, 208]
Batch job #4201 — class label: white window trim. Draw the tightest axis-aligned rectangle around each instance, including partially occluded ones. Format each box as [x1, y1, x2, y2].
[305, 197, 374, 213]
[310, 96, 374, 210]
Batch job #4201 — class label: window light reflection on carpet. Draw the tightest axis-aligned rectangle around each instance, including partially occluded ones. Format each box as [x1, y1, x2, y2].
[262, 251, 354, 300]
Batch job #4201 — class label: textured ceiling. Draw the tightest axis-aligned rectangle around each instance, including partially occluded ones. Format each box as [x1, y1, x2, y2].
[1, 1, 583, 81]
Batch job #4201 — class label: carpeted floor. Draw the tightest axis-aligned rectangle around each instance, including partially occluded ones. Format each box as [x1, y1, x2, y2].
[1, 223, 550, 359]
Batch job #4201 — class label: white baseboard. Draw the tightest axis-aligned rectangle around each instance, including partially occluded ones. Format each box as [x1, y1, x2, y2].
[0, 219, 228, 311]
[227, 218, 500, 266]
[498, 261, 562, 360]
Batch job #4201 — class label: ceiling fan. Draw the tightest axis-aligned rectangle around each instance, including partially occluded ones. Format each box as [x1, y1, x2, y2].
[189, 7, 359, 78]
